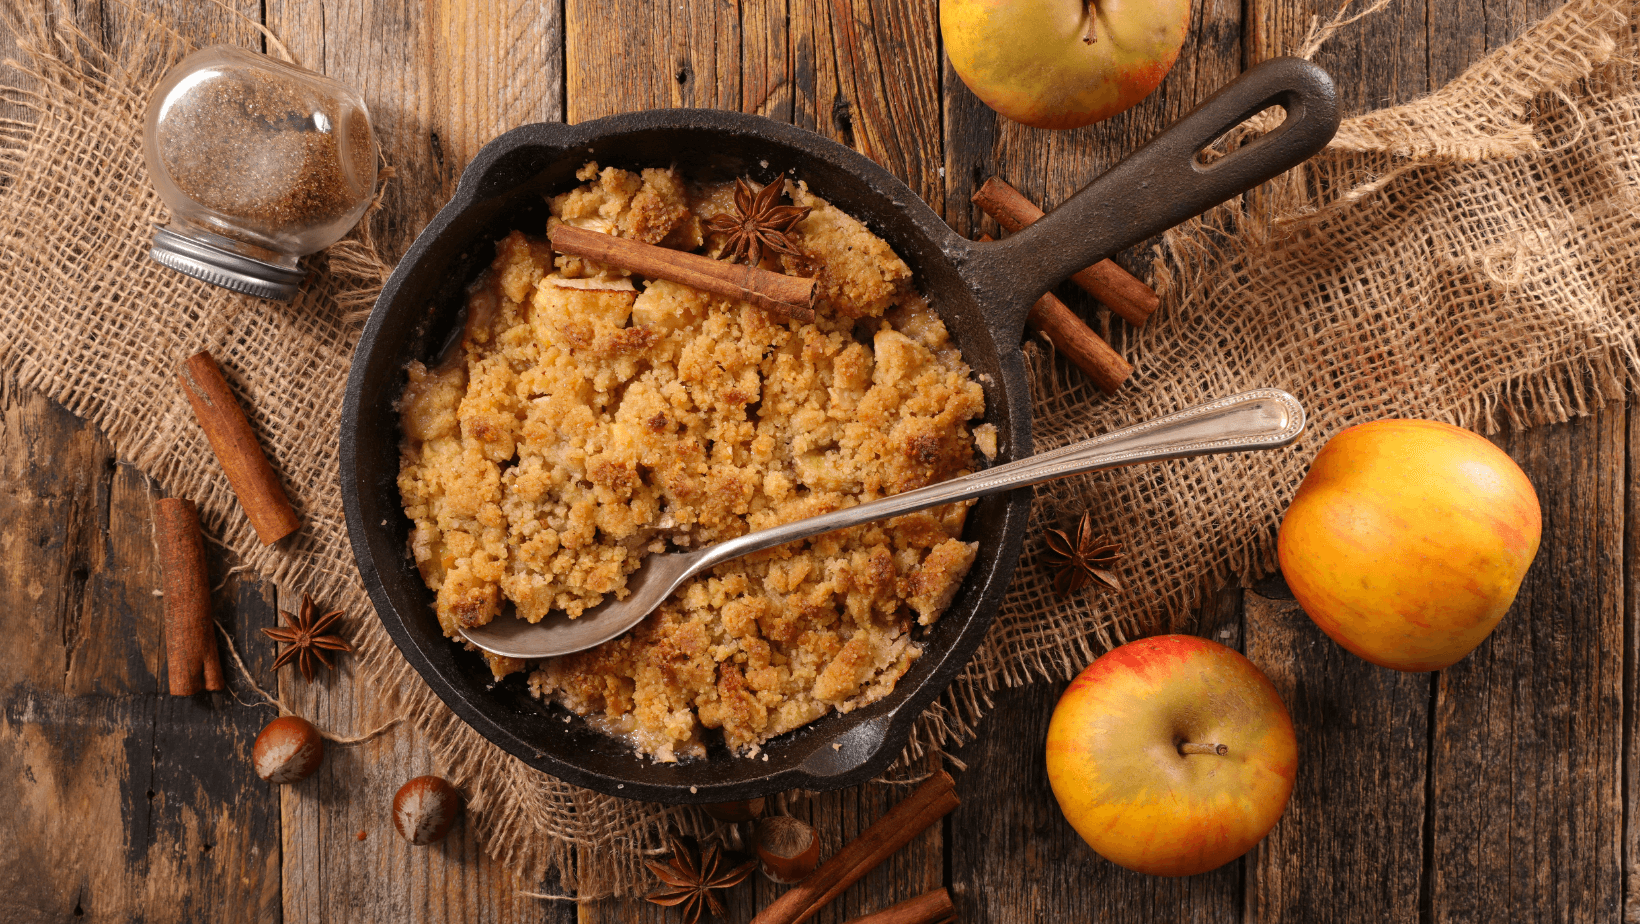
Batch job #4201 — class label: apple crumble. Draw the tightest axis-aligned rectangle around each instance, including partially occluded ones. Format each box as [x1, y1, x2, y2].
[397, 163, 989, 761]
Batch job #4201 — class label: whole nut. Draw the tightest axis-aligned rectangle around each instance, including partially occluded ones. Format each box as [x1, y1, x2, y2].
[393, 775, 462, 846]
[755, 815, 820, 883]
[252, 716, 324, 783]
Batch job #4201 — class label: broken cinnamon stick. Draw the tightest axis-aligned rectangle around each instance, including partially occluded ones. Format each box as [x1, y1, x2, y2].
[980, 234, 1131, 394]
[844, 889, 956, 924]
[750, 771, 960, 924]
[548, 224, 817, 323]
[156, 498, 225, 695]
[179, 351, 301, 545]
[973, 177, 1160, 326]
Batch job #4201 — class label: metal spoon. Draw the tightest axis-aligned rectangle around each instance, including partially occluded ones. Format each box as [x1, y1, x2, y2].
[459, 388, 1304, 659]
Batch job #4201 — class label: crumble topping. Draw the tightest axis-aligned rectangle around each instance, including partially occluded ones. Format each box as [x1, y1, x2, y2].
[397, 164, 986, 760]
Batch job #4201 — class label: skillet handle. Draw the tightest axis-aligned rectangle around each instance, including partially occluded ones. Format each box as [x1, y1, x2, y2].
[978, 57, 1338, 306]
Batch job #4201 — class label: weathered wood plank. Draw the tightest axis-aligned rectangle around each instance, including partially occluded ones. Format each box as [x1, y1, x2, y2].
[944, 590, 1246, 924]
[266, 0, 565, 260]
[1243, 586, 1430, 923]
[1237, 4, 1431, 921]
[256, 2, 574, 920]
[790, 0, 944, 208]
[0, 389, 283, 924]
[564, 0, 742, 122]
[274, 588, 547, 924]
[742, 0, 794, 120]
[1427, 414, 1626, 923]
[1627, 406, 1640, 924]
[948, 679, 1243, 924]
[1427, 0, 1560, 87]
[1247, 0, 1428, 99]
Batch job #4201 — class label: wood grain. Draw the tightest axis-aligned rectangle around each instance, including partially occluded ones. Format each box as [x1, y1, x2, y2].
[265, 0, 565, 260]
[564, 0, 742, 121]
[250, 2, 578, 919]
[1627, 405, 1640, 924]
[2, 0, 1634, 922]
[273, 586, 549, 924]
[949, 681, 1244, 923]
[1243, 588, 1431, 923]
[0, 390, 282, 923]
[1428, 416, 1625, 922]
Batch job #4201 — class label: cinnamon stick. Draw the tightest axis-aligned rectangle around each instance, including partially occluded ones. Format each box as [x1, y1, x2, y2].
[179, 351, 301, 545]
[156, 498, 225, 695]
[979, 234, 1131, 394]
[844, 889, 956, 924]
[973, 177, 1160, 327]
[750, 771, 960, 924]
[548, 224, 817, 322]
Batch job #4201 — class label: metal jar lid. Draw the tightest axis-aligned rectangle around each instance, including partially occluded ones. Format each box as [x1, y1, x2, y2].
[149, 227, 307, 301]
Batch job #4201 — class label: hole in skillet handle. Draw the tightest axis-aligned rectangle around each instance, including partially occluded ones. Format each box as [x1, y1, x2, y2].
[1178, 57, 1339, 179]
[1194, 104, 1287, 169]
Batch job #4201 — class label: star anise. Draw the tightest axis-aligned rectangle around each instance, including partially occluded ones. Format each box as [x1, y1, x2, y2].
[704, 178, 811, 267]
[1042, 512, 1123, 597]
[645, 836, 755, 924]
[261, 593, 353, 681]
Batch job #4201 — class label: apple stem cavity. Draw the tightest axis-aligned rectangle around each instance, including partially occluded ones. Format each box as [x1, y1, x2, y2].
[1083, 0, 1098, 44]
[1180, 742, 1229, 756]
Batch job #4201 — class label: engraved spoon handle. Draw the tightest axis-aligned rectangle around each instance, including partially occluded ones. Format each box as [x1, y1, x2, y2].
[696, 389, 1305, 571]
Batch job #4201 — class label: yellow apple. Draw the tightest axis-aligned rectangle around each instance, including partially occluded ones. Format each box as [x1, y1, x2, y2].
[941, 0, 1192, 129]
[1046, 635, 1297, 876]
[1277, 419, 1541, 672]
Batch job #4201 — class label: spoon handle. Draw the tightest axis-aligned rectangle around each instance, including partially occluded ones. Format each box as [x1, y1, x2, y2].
[696, 389, 1305, 570]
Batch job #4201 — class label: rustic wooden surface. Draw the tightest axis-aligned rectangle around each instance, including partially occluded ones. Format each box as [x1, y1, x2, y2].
[0, 0, 1632, 921]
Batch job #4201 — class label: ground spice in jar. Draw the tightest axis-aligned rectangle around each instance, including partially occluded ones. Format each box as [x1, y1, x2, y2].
[155, 65, 375, 234]
[143, 46, 378, 298]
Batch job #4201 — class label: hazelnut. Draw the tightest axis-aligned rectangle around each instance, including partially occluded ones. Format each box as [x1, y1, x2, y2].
[252, 716, 324, 784]
[393, 775, 462, 846]
[755, 815, 820, 883]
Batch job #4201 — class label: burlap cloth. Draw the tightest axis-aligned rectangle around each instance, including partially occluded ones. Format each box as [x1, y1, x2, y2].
[3, 0, 1634, 896]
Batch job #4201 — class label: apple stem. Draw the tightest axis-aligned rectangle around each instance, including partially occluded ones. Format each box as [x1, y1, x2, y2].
[1083, 0, 1098, 44]
[1180, 742, 1229, 756]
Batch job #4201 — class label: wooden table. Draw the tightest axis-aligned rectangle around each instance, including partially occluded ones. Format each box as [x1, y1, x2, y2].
[2, 0, 1627, 921]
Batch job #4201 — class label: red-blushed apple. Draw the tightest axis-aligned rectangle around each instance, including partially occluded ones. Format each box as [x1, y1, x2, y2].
[1278, 419, 1541, 672]
[1045, 634, 1296, 876]
[941, 0, 1192, 129]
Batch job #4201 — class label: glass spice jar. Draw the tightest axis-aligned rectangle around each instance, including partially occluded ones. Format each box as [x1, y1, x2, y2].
[142, 46, 378, 300]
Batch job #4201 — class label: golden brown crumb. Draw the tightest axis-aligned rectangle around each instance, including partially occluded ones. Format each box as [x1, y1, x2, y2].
[398, 165, 986, 760]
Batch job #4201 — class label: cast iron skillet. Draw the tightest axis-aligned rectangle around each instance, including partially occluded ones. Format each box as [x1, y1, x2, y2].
[341, 58, 1339, 804]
